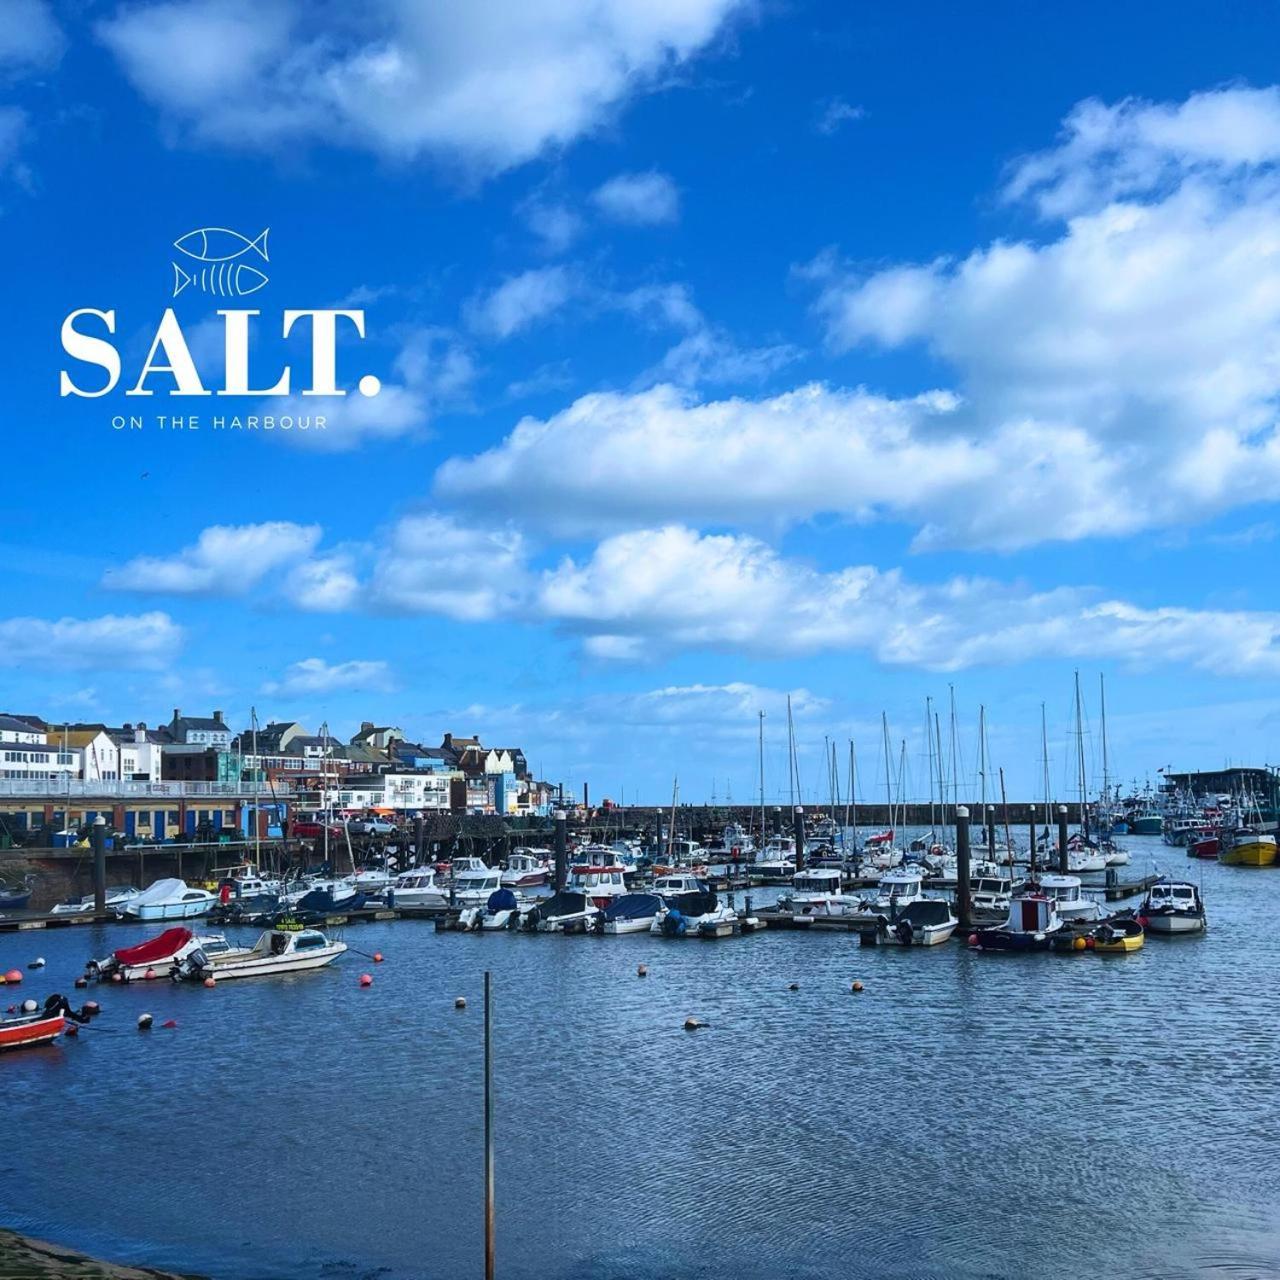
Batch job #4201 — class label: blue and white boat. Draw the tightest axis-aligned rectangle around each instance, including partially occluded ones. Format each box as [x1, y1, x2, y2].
[123, 878, 217, 921]
[600, 892, 663, 934]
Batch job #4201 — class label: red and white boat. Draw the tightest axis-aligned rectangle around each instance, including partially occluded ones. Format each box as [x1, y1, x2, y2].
[0, 1008, 66, 1052]
[1189, 834, 1220, 860]
[568, 862, 630, 909]
[502, 849, 550, 889]
[87, 925, 225, 981]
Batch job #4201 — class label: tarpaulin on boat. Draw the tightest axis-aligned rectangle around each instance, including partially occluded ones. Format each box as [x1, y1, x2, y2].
[603, 893, 662, 921]
[130, 878, 188, 906]
[113, 927, 192, 964]
[486, 888, 519, 912]
[525, 891, 588, 925]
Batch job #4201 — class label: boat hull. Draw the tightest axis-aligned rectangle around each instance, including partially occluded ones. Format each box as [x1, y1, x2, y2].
[602, 916, 658, 934]
[1130, 817, 1163, 835]
[202, 945, 346, 980]
[1221, 841, 1278, 867]
[0, 1013, 64, 1051]
[1143, 912, 1206, 934]
[128, 899, 214, 921]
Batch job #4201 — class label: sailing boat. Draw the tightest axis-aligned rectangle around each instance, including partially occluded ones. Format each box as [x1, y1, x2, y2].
[1068, 674, 1107, 873]
[1097, 676, 1130, 865]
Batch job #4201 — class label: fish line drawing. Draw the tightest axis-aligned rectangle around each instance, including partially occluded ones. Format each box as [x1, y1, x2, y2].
[172, 226, 270, 297]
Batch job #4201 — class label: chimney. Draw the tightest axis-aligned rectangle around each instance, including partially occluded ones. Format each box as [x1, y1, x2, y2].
[443, 733, 453, 747]
[172, 708, 181, 723]
[214, 709, 224, 724]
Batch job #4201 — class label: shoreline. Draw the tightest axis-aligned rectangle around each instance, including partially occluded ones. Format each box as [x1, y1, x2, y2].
[0, 1229, 205, 1280]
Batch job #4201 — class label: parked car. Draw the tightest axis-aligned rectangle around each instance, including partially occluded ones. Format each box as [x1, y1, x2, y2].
[349, 817, 397, 836]
[292, 820, 345, 840]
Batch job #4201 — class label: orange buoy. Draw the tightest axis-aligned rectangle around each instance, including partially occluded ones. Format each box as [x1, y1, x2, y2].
[4, 969, 22, 985]
[373, 952, 384, 963]
[359, 974, 373, 987]
[144, 968, 157, 981]
[851, 980, 864, 993]
[967, 934, 980, 947]
[110, 972, 123, 983]
[203, 976, 217, 989]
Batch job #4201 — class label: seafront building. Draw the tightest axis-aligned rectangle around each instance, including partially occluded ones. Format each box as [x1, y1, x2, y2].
[0, 709, 555, 845]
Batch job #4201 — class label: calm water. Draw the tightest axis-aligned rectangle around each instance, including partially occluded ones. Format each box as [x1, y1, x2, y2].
[2, 836, 1279, 1280]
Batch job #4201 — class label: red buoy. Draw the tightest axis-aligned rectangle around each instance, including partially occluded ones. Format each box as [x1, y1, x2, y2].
[373, 952, 384, 963]
[4, 969, 22, 985]
[967, 934, 980, 947]
[65, 1024, 79, 1037]
[359, 973, 373, 987]
[203, 977, 216, 989]
[144, 968, 157, 981]
[162, 1019, 177, 1029]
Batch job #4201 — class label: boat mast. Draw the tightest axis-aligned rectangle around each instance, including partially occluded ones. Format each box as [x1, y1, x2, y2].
[758, 710, 766, 847]
[1074, 670, 1090, 838]
[926, 696, 936, 837]
[786, 696, 796, 810]
[881, 713, 892, 836]
[1099, 672, 1111, 819]
[667, 777, 678, 861]
[978, 705, 987, 814]
[948, 686, 959, 816]
[847, 740, 857, 841]
[1041, 702, 1051, 829]
[934, 711, 947, 835]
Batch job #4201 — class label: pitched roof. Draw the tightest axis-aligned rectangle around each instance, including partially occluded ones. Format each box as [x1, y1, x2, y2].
[0, 714, 44, 734]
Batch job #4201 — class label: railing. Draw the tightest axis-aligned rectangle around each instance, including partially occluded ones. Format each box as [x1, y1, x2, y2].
[0, 780, 294, 799]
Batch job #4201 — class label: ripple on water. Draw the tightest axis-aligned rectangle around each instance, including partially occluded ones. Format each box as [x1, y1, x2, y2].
[0, 842, 1278, 1279]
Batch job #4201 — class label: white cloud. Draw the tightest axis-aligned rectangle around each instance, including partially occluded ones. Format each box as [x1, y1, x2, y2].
[263, 657, 394, 697]
[534, 525, 1280, 674]
[521, 199, 583, 253]
[98, 0, 745, 174]
[591, 170, 680, 225]
[815, 97, 865, 135]
[370, 514, 526, 621]
[0, 106, 27, 180]
[0, 612, 182, 670]
[0, 1, 65, 71]
[105, 522, 322, 594]
[1005, 86, 1280, 217]
[467, 266, 578, 339]
[285, 556, 360, 612]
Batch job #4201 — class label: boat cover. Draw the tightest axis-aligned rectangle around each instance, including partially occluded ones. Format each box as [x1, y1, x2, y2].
[603, 893, 662, 921]
[486, 888, 519, 912]
[898, 899, 953, 927]
[526, 891, 588, 924]
[114, 927, 192, 963]
[131, 878, 188, 905]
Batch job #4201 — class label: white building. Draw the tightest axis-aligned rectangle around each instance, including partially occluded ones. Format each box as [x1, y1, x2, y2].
[323, 772, 452, 813]
[0, 715, 76, 781]
[116, 727, 164, 781]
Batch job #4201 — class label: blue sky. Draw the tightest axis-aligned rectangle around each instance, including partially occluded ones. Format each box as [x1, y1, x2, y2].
[5, 0, 1280, 803]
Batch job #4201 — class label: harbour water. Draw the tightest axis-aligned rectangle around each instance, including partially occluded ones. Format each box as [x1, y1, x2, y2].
[2, 837, 1278, 1279]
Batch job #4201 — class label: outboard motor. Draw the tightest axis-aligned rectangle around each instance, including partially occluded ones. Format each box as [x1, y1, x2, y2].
[661, 908, 687, 938]
[170, 947, 208, 982]
[44, 993, 91, 1024]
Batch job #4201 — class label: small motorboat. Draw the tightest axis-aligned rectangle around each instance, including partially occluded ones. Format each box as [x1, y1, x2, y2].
[458, 888, 522, 931]
[87, 926, 229, 981]
[600, 892, 663, 934]
[1139, 879, 1207, 934]
[51, 886, 140, 915]
[567, 862, 631, 909]
[1188, 834, 1219, 860]
[1036, 873, 1103, 923]
[501, 850, 550, 889]
[123, 878, 217, 921]
[0, 880, 33, 911]
[523, 891, 598, 933]
[972, 893, 1064, 952]
[453, 864, 505, 907]
[0, 995, 90, 1052]
[388, 866, 448, 910]
[1091, 916, 1145, 954]
[172, 927, 347, 981]
[877, 898, 958, 946]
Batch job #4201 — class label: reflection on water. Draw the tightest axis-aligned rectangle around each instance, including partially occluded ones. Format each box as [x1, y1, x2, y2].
[1, 837, 1278, 1279]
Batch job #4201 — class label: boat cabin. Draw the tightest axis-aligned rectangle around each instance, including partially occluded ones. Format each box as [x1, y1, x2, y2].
[1003, 895, 1058, 934]
[792, 868, 842, 895]
[394, 868, 440, 890]
[878, 870, 924, 899]
[1146, 881, 1201, 910]
[569, 866, 629, 896]
[1037, 873, 1088, 906]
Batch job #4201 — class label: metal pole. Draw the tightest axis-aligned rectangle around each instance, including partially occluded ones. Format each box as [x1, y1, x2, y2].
[1057, 804, 1069, 875]
[553, 809, 567, 892]
[792, 806, 806, 872]
[484, 969, 495, 1280]
[955, 805, 971, 931]
[90, 815, 107, 914]
[1028, 818, 1037, 878]
[985, 805, 996, 856]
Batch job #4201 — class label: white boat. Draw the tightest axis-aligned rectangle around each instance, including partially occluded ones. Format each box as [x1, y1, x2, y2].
[502, 850, 550, 889]
[599, 892, 663, 934]
[1037, 873, 1103, 922]
[453, 865, 504, 906]
[352, 865, 395, 895]
[87, 925, 229, 981]
[458, 888, 523, 931]
[124, 878, 217, 921]
[969, 874, 1014, 924]
[568, 862, 630, 908]
[51, 885, 140, 915]
[173, 927, 347, 980]
[861, 868, 926, 914]
[878, 898, 958, 946]
[784, 868, 865, 920]
[1103, 844, 1131, 867]
[756, 838, 798, 881]
[389, 866, 448, 910]
[525, 890, 599, 933]
[1068, 849, 1108, 873]
[1139, 879, 1207, 934]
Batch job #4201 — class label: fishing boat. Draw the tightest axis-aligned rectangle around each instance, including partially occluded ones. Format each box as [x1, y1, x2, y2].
[123, 878, 217, 921]
[877, 898, 957, 946]
[1036, 873, 1103, 923]
[1220, 829, 1278, 867]
[567, 862, 630, 909]
[1129, 810, 1164, 836]
[87, 926, 228, 981]
[1188, 834, 1220, 860]
[51, 885, 140, 915]
[1091, 916, 1144, 954]
[172, 927, 346, 980]
[971, 893, 1064, 952]
[502, 849, 550, 888]
[1138, 879, 1207, 934]
[600, 892, 664, 934]
[969, 873, 1014, 925]
[388, 866, 448, 909]
[0, 996, 89, 1052]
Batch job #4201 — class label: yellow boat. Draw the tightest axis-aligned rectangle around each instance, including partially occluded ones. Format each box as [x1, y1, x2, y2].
[1220, 831, 1278, 867]
[1092, 918, 1144, 954]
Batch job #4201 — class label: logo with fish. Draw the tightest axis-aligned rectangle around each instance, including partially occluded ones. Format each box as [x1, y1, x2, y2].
[172, 226, 270, 298]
